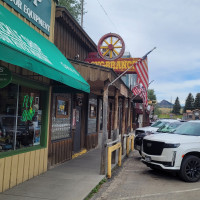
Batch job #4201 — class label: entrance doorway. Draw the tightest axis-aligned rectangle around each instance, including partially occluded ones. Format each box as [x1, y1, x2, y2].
[73, 106, 81, 152]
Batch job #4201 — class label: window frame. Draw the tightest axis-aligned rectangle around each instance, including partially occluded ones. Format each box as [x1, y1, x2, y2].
[0, 75, 49, 159]
[55, 96, 70, 118]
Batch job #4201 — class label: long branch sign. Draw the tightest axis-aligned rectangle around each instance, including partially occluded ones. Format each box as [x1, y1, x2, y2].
[85, 57, 139, 74]
[2, 0, 51, 35]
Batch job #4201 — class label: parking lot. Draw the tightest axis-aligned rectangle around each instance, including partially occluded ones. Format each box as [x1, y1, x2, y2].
[91, 151, 200, 200]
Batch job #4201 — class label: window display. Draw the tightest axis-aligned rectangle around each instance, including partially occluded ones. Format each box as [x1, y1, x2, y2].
[51, 94, 71, 140]
[56, 96, 69, 118]
[0, 83, 43, 152]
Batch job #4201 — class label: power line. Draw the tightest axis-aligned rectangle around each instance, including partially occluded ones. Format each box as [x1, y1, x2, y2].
[96, 0, 131, 53]
[96, 0, 119, 33]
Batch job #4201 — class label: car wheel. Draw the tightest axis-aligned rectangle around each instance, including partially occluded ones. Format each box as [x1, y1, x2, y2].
[179, 155, 200, 182]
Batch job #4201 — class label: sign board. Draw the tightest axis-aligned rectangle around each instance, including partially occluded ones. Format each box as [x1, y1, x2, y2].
[0, 66, 12, 88]
[85, 57, 139, 74]
[2, 0, 51, 35]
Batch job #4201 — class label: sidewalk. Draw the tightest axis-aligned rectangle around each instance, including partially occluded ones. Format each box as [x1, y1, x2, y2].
[0, 148, 105, 200]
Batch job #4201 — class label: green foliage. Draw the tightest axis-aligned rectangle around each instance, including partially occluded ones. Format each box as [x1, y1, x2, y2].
[58, 0, 84, 22]
[194, 93, 200, 110]
[158, 114, 182, 119]
[172, 97, 181, 114]
[84, 178, 107, 200]
[184, 93, 194, 113]
[154, 105, 162, 115]
[148, 89, 156, 101]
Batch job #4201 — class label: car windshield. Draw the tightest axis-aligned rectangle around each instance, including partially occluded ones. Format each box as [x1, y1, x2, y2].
[151, 120, 169, 128]
[157, 122, 182, 133]
[174, 122, 200, 136]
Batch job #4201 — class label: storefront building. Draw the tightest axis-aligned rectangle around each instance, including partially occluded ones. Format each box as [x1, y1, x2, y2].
[0, 0, 89, 192]
[47, 6, 134, 167]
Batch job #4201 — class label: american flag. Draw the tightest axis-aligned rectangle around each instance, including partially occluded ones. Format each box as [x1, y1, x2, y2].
[132, 84, 142, 96]
[135, 57, 149, 90]
[132, 56, 149, 106]
[132, 84, 148, 106]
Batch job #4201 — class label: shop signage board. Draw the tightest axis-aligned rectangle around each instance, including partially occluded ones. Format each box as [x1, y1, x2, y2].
[85, 57, 139, 74]
[2, 0, 51, 35]
[0, 66, 12, 88]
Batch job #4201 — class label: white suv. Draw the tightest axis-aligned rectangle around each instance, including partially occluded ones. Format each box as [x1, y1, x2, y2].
[141, 120, 200, 182]
[135, 119, 178, 136]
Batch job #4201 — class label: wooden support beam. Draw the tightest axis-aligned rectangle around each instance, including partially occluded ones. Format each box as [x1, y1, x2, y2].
[112, 89, 119, 164]
[127, 98, 131, 131]
[114, 89, 119, 130]
[121, 97, 126, 155]
[100, 81, 109, 175]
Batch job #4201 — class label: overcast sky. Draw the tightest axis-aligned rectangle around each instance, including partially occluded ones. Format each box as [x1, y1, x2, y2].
[83, 0, 200, 105]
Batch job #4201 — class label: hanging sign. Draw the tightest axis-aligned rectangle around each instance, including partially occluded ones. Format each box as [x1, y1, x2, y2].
[0, 66, 12, 88]
[2, 0, 51, 35]
[85, 57, 138, 74]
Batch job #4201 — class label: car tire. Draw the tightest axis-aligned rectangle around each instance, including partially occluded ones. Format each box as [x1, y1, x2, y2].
[179, 155, 200, 182]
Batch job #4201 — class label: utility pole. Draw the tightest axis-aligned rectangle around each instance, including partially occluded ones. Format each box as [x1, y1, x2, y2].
[81, 0, 84, 27]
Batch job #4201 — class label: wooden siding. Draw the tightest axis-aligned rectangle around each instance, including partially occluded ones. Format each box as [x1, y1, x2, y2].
[0, 148, 48, 192]
[86, 133, 98, 150]
[48, 139, 72, 166]
[54, 17, 95, 61]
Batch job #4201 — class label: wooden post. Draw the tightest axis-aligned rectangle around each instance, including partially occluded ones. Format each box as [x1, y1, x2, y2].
[97, 98, 101, 134]
[127, 98, 131, 132]
[112, 89, 119, 164]
[114, 89, 119, 130]
[100, 82, 109, 175]
[121, 97, 126, 155]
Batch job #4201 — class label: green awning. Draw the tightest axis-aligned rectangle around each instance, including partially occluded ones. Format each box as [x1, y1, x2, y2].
[0, 5, 90, 93]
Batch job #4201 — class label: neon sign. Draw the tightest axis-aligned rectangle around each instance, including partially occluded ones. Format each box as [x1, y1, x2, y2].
[21, 95, 35, 122]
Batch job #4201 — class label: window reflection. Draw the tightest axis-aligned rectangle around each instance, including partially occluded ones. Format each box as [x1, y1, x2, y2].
[0, 83, 43, 152]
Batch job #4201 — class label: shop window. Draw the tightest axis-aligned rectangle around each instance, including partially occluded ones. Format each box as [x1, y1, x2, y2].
[89, 104, 97, 118]
[0, 83, 43, 152]
[56, 96, 69, 118]
[51, 95, 71, 140]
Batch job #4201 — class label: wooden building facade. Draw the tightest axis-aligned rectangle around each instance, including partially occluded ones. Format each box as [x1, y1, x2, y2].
[0, 0, 90, 192]
[48, 6, 134, 167]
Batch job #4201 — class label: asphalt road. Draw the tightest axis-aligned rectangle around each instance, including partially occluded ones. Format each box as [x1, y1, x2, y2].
[91, 151, 200, 200]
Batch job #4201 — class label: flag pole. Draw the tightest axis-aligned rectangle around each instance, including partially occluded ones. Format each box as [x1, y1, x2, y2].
[108, 47, 156, 87]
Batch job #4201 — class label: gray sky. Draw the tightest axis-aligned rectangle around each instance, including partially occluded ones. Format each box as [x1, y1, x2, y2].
[83, 0, 200, 104]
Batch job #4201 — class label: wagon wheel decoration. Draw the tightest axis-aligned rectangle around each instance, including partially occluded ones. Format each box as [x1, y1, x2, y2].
[97, 33, 125, 61]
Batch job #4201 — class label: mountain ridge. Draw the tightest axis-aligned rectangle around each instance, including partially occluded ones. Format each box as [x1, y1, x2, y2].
[158, 100, 173, 108]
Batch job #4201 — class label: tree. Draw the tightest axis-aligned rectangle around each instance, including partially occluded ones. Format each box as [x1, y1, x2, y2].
[148, 89, 156, 101]
[194, 93, 200, 110]
[58, 0, 84, 23]
[172, 97, 181, 114]
[184, 93, 194, 113]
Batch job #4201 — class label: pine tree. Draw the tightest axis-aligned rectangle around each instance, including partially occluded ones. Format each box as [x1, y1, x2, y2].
[184, 93, 194, 113]
[58, 0, 85, 23]
[148, 89, 156, 101]
[172, 97, 181, 114]
[194, 93, 200, 110]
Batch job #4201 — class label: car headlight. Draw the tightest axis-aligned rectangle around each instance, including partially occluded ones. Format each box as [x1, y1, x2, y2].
[164, 143, 180, 148]
[145, 131, 152, 135]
